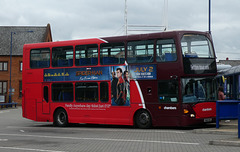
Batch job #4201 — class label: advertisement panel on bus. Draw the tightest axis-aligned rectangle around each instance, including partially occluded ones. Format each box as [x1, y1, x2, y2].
[44, 64, 156, 107]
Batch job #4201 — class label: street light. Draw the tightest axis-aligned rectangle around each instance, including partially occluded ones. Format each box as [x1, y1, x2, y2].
[9, 30, 33, 103]
[208, 0, 211, 34]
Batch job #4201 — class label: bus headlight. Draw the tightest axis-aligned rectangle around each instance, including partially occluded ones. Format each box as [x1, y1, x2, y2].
[190, 114, 195, 118]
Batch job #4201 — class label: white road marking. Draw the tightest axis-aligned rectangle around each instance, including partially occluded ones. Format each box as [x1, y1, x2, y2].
[0, 110, 10, 114]
[0, 146, 66, 152]
[0, 139, 8, 141]
[0, 133, 200, 146]
[7, 126, 186, 134]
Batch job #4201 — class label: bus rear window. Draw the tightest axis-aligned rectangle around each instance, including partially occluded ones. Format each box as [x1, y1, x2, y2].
[100, 43, 125, 65]
[30, 48, 50, 68]
[52, 46, 73, 67]
[127, 40, 154, 63]
[181, 34, 214, 58]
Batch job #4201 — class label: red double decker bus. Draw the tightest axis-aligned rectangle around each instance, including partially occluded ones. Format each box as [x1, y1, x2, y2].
[22, 30, 217, 128]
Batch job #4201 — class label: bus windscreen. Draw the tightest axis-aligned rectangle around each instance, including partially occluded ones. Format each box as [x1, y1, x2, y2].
[182, 78, 217, 103]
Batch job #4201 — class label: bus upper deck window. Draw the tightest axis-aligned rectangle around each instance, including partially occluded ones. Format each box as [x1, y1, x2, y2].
[100, 43, 125, 65]
[75, 44, 98, 66]
[181, 34, 214, 58]
[127, 40, 154, 63]
[30, 48, 50, 68]
[52, 46, 73, 67]
[156, 39, 177, 62]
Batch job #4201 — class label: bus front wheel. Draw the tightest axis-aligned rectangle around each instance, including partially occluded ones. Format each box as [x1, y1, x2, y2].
[54, 109, 68, 127]
[135, 110, 152, 129]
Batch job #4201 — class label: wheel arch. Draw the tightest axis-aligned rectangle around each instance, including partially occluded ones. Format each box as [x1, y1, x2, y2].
[53, 106, 69, 126]
[53, 106, 67, 119]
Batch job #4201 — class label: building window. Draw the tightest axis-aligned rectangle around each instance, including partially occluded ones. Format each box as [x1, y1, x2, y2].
[19, 81, 22, 97]
[20, 61, 23, 72]
[0, 62, 8, 71]
[0, 81, 8, 95]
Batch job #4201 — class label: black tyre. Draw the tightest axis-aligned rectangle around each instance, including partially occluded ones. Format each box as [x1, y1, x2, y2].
[135, 110, 152, 129]
[54, 109, 68, 127]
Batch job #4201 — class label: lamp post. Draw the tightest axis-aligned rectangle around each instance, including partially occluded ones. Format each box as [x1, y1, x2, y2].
[9, 32, 14, 103]
[9, 30, 33, 103]
[208, 0, 211, 34]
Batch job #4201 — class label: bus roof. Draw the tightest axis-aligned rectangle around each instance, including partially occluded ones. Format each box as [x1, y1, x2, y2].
[101, 30, 211, 43]
[23, 38, 106, 49]
[23, 30, 211, 49]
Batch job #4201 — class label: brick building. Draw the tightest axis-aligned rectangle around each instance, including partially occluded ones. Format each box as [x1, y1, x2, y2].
[0, 24, 52, 104]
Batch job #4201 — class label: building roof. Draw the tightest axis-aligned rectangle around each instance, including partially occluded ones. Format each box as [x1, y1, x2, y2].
[218, 60, 240, 67]
[0, 24, 52, 56]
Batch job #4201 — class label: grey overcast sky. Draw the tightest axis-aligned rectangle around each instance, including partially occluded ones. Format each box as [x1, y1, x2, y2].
[0, 0, 239, 60]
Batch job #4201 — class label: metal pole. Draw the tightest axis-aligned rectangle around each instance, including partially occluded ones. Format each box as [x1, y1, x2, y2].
[124, 0, 128, 35]
[9, 32, 13, 103]
[8, 30, 33, 103]
[238, 103, 240, 138]
[164, 0, 168, 31]
[216, 101, 219, 128]
[208, 0, 211, 34]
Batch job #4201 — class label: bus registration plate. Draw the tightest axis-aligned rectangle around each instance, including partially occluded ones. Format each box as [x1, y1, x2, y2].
[204, 118, 212, 122]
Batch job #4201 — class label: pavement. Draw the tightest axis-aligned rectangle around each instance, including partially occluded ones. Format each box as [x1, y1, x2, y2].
[194, 119, 240, 147]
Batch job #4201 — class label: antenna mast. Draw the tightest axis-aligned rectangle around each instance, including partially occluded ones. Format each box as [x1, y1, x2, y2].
[163, 0, 168, 30]
[208, 0, 211, 34]
[124, 0, 128, 35]
[124, 0, 168, 34]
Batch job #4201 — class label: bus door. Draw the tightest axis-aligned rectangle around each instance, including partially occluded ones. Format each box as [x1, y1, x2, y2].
[42, 84, 50, 114]
[157, 80, 181, 126]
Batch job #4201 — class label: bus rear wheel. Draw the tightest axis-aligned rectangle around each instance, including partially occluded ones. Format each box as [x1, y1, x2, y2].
[135, 110, 152, 129]
[54, 109, 68, 127]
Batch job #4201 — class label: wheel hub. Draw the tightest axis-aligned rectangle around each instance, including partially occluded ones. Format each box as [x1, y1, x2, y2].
[58, 112, 66, 125]
[139, 113, 149, 125]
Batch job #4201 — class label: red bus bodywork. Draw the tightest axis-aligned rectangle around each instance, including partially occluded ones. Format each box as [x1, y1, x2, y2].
[22, 31, 217, 127]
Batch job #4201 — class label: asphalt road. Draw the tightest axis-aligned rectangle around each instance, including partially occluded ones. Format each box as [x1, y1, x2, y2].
[0, 107, 239, 152]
